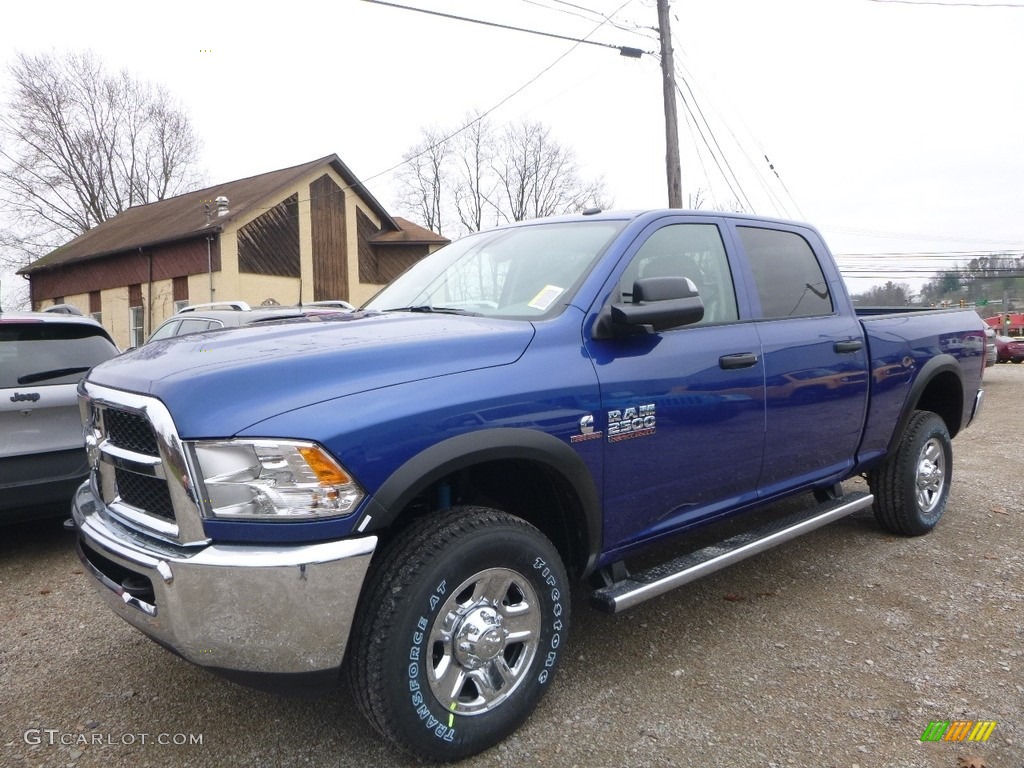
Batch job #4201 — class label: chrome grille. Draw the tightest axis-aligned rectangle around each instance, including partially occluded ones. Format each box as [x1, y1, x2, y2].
[79, 382, 209, 545]
[104, 409, 160, 456]
[115, 467, 175, 521]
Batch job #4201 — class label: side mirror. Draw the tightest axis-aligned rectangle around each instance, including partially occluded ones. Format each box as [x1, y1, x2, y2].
[593, 277, 704, 339]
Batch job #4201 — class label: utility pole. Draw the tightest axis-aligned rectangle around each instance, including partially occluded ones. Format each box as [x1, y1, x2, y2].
[656, 0, 682, 208]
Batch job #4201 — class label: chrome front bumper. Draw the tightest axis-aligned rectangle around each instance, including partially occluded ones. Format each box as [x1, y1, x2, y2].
[73, 482, 377, 684]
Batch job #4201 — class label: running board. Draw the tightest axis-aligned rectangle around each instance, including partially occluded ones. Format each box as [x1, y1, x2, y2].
[591, 491, 874, 614]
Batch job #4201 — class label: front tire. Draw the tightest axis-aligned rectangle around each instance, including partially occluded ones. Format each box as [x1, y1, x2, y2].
[868, 410, 952, 536]
[346, 507, 570, 762]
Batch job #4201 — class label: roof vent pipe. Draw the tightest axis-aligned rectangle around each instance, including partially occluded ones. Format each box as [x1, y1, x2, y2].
[215, 196, 229, 217]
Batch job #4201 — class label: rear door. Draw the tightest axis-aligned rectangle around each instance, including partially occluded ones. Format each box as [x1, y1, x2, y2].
[584, 216, 766, 554]
[729, 223, 869, 496]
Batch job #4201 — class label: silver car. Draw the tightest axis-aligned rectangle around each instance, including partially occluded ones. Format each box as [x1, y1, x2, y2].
[144, 300, 353, 344]
[0, 310, 119, 522]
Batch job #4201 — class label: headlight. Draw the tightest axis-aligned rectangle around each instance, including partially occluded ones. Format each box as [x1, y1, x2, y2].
[190, 440, 363, 520]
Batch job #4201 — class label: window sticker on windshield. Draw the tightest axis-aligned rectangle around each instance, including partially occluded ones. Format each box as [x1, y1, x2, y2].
[528, 285, 564, 312]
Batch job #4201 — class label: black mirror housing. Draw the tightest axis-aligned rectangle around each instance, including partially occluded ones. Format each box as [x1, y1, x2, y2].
[593, 277, 705, 338]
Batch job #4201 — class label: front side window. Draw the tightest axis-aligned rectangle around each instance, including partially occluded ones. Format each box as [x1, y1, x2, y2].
[737, 226, 833, 319]
[616, 223, 739, 325]
[365, 221, 626, 319]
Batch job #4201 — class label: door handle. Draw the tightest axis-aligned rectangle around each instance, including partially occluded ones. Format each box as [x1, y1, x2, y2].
[719, 353, 759, 370]
[834, 339, 864, 354]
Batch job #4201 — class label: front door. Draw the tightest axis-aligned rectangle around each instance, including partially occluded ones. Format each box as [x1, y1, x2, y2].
[585, 218, 766, 554]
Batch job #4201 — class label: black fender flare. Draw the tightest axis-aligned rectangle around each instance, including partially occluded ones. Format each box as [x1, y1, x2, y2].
[887, 353, 964, 454]
[359, 428, 602, 575]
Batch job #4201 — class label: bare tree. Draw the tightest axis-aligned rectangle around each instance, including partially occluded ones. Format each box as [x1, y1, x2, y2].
[0, 50, 204, 271]
[450, 113, 500, 234]
[393, 114, 608, 238]
[496, 119, 607, 223]
[394, 125, 449, 235]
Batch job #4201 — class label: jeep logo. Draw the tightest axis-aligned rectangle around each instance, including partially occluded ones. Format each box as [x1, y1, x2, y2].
[10, 392, 41, 403]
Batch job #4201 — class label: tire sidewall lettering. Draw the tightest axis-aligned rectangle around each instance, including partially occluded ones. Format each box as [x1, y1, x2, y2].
[532, 556, 565, 685]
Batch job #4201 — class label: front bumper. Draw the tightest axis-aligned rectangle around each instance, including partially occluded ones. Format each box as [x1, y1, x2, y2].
[73, 482, 377, 692]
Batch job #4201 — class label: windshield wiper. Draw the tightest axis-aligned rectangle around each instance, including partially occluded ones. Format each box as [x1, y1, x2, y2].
[385, 306, 478, 316]
[17, 366, 91, 384]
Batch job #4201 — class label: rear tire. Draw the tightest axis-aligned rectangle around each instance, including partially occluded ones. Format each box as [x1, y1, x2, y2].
[345, 506, 569, 761]
[868, 410, 952, 536]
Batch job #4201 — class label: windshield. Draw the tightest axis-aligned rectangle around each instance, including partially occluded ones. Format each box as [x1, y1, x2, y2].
[364, 220, 626, 319]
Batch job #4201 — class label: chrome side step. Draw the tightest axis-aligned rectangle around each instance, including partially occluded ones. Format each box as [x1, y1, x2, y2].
[591, 491, 874, 614]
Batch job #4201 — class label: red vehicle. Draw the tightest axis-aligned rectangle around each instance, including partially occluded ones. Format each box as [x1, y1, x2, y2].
[995, 335, 1024, 363]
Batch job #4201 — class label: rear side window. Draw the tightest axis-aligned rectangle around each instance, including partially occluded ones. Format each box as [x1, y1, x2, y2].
[0, 322, 118, 388]
[737, 226, 833, 319]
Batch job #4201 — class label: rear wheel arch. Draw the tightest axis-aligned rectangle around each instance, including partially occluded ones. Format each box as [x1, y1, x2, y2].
[887, 355, 964, 452]
[359, 429, 602, 578]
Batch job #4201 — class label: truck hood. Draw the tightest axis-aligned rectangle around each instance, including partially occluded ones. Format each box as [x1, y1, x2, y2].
[88, 312, 535, 437]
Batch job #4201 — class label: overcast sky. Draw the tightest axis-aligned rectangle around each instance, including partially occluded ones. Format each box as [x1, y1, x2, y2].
[2, 0, 1022, 307]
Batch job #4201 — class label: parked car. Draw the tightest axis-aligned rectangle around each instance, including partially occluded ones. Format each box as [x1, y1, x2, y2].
[74, 211, 984, 760]
[985, 327, 997, 367]
[995, 334, 1024, 363]
[144, 300, 353, 344]
[0, 311, 119, 523]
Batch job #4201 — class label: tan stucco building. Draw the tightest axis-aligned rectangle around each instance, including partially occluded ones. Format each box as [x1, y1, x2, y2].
[19, 155, 448, 348]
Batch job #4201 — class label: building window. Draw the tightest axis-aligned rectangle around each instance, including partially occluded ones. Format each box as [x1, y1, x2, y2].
[128, 283, 144, 347]
[129, 306, 144, 347]
[89, 290, 102, 326]
[172, 276, 189, 312]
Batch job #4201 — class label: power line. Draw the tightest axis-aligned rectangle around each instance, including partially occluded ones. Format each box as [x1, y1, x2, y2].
[836, 251, 1022, 258]
[522, 0, 659, 40]
[672, 76, 754, 212]
[668, 32, 804, 219]
[360, 0, 650, 56]
[239, 2, 636, 221]
[673, 57, 792, 218]
[865, 0, 1024, 6]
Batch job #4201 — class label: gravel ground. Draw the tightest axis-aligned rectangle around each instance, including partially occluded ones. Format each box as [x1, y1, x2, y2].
[1, 365, 1021, 768]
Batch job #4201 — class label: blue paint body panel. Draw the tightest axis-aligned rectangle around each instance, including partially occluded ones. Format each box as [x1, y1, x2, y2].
[84, 210, 985, 567]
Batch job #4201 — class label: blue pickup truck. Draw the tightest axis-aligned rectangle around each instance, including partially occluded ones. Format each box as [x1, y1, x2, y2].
[73, 210, 985, 761]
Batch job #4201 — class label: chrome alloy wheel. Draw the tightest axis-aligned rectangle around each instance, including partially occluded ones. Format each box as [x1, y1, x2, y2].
[427, 567, 541, 716]
[915, 437, 947, 514]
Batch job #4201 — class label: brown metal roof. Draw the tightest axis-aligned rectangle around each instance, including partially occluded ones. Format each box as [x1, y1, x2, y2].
[20, 154, 399, 274]
[371, 217, 450, 245]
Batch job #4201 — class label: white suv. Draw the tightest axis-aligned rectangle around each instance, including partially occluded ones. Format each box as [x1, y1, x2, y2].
[0, 310, 119, 522]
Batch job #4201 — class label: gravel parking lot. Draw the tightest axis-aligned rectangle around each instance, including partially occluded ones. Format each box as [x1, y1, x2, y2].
[2, 365, 1021, 768]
